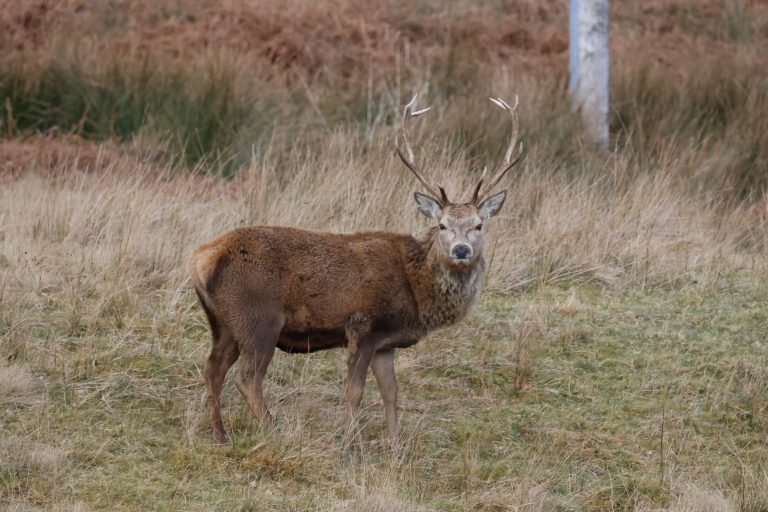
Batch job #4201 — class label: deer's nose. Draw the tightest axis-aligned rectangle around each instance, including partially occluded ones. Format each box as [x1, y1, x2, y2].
[451, 244, 472, 260]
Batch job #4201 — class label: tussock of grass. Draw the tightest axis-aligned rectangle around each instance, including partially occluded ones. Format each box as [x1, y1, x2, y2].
[612, 47, 768, 199]
[0, 441, 66, 477]
[0, 363, 37, 405]
[0, 439, 69, 507]
[0, 51, 265, 171]
[636, 477, 768, 512]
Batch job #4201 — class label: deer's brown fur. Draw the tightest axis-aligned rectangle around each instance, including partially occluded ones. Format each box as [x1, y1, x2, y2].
[191, 225, 486, 353]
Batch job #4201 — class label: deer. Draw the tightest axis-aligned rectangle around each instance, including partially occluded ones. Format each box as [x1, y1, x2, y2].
[188, 95, 523, 445]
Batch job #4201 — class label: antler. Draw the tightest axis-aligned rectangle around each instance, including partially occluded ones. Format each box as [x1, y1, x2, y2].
[470, 96, 523, 204]
[395, 94, 449, 205]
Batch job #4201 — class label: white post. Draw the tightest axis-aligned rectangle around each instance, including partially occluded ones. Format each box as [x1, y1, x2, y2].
[570, 0, 610, 149]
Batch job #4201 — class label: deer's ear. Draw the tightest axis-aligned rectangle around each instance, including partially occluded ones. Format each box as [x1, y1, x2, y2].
[414, 192, 442, 219]
[478, 190, 507, 219]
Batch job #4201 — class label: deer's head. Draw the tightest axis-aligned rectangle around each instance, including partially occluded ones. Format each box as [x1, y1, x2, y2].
[396, 95, 522, 271]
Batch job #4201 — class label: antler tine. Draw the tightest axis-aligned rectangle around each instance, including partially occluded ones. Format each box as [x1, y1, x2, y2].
[474, 96, 523, 203]
[467, 166, 487, 204]
[395, 94, 447, 204]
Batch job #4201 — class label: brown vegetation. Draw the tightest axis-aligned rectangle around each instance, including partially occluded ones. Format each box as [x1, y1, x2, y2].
[0, 134, 150, 182]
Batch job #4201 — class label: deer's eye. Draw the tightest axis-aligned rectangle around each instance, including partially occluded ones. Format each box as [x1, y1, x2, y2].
[439, 224, 447, 231]
[475, 224, 483, 231]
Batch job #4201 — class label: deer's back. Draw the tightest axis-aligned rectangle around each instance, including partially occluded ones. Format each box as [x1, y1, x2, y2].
[189, 226, 420, 336]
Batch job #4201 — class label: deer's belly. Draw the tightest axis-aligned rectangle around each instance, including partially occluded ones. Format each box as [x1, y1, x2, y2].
[276, 330, 346, 354]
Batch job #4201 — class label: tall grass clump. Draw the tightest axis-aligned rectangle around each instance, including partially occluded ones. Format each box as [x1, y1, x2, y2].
[0, 50, 278, 171]
[612, 47, 768, 200]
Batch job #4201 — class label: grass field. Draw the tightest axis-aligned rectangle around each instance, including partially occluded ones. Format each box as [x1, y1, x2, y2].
[2, 1, 768, 510]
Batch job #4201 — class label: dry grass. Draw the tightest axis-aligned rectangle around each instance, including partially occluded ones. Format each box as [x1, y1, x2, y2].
[1, 144, 767, 509]
[0, 363, 37, 405]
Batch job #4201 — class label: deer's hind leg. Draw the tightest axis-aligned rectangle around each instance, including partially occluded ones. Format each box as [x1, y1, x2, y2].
[344, 314, 374, 434]
[197, 291, 240, 444]
[344, 343, 376, 433]
[205, 328, 239, 444]
[233, 308, 284, 427]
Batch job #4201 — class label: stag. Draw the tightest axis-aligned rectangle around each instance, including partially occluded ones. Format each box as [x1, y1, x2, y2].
[189, 95, 522, 444]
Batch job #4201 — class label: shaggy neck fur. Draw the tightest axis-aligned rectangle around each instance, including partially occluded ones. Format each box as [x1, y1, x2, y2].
[404, 228, 485, 332]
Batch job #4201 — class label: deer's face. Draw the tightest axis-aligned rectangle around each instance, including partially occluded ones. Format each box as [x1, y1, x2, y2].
[414, 191, 507, 270]
[396, 94, 521, 271]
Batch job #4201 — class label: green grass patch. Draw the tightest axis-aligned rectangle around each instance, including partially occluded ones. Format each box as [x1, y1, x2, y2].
[3, 276, 768, 510]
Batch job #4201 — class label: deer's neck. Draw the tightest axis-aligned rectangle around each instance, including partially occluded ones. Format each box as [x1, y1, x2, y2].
[405, 228, 485, 332]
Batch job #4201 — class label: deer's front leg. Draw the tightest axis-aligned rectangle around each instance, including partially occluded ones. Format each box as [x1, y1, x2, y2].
[371, 348, 398, 442]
